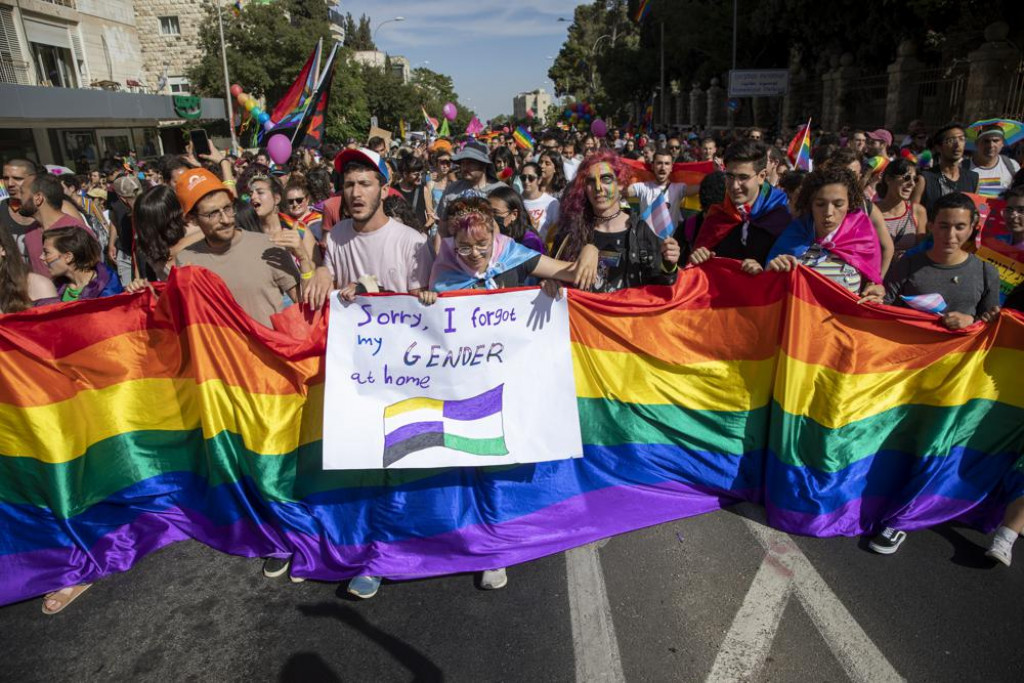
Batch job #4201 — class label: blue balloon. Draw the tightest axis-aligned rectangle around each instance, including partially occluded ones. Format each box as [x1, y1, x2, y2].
[257, 112, 270, 124]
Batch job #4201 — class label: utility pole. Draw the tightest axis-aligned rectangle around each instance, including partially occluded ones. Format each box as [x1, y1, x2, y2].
[216, 1, 238, 153]
[659, 21, 666, 127]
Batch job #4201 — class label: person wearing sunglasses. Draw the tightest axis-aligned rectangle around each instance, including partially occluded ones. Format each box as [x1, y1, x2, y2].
[394, 154, 435, 233]
[519, 161, 560, 243]
[283, 179, 325, 244]
[875, 158, 928, 261]
[428, 152, 454, 209]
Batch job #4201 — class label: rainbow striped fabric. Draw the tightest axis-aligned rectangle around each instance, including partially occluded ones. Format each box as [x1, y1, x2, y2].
[1, 264, 1022, 605]
[634, 0, 651, 22]
[787, 120, 812, 171]
[513, 126, 535, 151]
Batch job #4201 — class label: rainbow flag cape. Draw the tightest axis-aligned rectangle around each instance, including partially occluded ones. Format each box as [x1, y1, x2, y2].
[634, 0, 652, 22]
[1, 265, 1022, 605]
[787, 119, 812, 171]
[268, 40, 322, 136]
[513, 126, 535, 151]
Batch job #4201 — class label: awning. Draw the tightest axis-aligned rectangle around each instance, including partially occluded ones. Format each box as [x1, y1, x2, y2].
[23, 18, 71, 50]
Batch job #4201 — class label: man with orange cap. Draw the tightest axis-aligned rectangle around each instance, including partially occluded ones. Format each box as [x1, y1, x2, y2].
[173, 167, 302, 328]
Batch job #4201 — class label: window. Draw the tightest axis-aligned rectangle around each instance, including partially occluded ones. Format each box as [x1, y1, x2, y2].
[159, 16, 180, 36]
[31, 42, 75, 88]
[168, 76, 190, 94]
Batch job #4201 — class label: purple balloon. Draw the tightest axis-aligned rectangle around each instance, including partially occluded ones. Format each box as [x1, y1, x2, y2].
[267, 134, 292, 165]
[443, 102, 457, 121]
[591, 119, 608, 137]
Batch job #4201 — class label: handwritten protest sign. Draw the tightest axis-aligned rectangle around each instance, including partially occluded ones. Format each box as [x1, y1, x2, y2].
[976, 244, 1024, 303]
[323, 290, 582, 469]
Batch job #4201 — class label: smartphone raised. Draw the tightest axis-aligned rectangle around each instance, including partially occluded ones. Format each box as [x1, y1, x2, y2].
[189, 129, 211, 158]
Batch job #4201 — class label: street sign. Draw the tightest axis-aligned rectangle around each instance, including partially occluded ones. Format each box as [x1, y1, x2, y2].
[728, 69, 790, 97]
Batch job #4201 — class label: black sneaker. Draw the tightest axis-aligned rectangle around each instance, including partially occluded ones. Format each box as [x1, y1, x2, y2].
[263, 556, 291, 578]
[868, 526, 907, 555]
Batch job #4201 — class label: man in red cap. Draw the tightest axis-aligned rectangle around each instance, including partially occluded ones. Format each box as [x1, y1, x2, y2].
[865, 129, 893, 159]
[173, 168, 303, 328]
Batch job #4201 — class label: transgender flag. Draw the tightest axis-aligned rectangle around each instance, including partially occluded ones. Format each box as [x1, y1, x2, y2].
[901, 293, 948, 315]
[382, 385, 508, 467]
[644, 190, 674, 239]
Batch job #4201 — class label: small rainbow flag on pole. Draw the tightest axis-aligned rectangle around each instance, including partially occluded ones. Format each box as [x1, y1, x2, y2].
[634, 0, 652, 22]
[787, 118, 812, 171]
[513, 126, 535, 151]
[422, 106, 437, 135]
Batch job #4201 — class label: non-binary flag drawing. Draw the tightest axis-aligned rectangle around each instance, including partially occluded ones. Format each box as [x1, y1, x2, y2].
[381, 385, 508, 467]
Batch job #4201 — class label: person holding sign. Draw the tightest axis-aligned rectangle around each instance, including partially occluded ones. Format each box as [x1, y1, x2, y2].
[415, 196, 583, 590]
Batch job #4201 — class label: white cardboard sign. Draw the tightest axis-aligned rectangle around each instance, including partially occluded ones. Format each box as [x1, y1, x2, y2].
[322, 290, 583, 469]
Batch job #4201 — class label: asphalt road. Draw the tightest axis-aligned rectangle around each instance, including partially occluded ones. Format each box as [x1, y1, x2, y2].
[1, 502, 1021, 682]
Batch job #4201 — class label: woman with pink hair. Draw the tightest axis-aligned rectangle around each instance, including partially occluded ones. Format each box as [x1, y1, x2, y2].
[548, 151, 681, 292]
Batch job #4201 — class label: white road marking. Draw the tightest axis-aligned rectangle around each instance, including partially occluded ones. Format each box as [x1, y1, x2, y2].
[566, 542, 625, 683]
[707, 516, 903, 682]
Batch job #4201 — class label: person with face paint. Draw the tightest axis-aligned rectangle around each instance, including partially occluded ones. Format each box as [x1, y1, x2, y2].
[689, 140, 791, 267]
[911, 123, 979, 213]
[744, 167, 885, 303]
[550, 151, 680, 293]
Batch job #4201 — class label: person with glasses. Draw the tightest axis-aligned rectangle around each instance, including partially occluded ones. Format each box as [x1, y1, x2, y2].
[912, 122, 979, 214]
[689, 140, 791, 267]
[283, 178, 325, 244]
[394, 154, 435, 233]
[427, 151, 453, 209]
[173, 168, 302, 329]
[666, 137, 683, 161]
[901, 120, 930, 155]
[520, 161, 560, 243]
[875, 158, 928, 261]
[436, 141, 505, 229]
[994, 185, 1024, 250]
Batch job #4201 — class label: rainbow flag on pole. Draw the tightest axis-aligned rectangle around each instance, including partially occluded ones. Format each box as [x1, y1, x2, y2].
[787, 118, 812, 171]
[421, 106, 437, 135]
[512, 126, 535, 150]
[267, 40, 322, 136]
[0, 265, 1021, 604]
[634, 0, 652, 22]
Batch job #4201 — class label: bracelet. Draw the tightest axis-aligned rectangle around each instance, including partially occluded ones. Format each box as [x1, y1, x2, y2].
[301, 270, 314, 280]
[222, 179, 236, 188]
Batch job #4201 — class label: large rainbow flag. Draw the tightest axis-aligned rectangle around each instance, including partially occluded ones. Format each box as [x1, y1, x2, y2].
[1, 264, 1022, 605]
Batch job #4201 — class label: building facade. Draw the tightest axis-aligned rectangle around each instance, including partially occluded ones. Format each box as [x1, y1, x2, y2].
[352, 49, 410, 83]
[0, 0, 225, 168]
[513, 89, 552, 123]
[132, 0, 206, 95]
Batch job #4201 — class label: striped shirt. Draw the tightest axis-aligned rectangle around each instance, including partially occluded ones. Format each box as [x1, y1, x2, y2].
[798, 244, 862, 292]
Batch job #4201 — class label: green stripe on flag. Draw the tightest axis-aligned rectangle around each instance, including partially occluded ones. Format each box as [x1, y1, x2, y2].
[443, 434, 508, 456]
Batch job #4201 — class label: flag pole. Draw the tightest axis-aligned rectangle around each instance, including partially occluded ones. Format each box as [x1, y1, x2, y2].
[290, 41, 339, 145]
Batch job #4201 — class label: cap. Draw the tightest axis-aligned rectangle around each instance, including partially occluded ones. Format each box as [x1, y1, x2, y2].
[175, 168, 233, 215]
[113, 174, 143, 198]
[334, 147, 390, 183]
[866, 129, 893, 147]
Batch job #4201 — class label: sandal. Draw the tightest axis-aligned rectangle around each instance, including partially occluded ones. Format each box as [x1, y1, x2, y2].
[41, 584, 92, 615]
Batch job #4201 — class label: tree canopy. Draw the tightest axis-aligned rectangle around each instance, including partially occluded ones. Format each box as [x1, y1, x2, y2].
[186, 0, 474, 144]
[550, 0, 1024, 121]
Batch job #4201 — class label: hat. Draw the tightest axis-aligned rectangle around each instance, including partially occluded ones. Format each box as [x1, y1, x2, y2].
[452, 140, 492, 167]
[45, 164, 74, 176]
[866, 129, 893, 147]
[976, 123, 1005, 141]
[113, 174, 143, 198]
[175, 168, 233, 215]
[430, 139, 453, 155]
[86, 187, 107, 200]
[334, 147, 390, 183]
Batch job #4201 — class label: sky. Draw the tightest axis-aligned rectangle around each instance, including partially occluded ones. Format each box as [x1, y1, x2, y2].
[334, 0, 583, 120]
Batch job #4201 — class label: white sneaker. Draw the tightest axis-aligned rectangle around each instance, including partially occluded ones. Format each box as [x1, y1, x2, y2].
[347, 575, 382, 599]
[480, 568, 508, 590]
[986, 535, 1013, 567]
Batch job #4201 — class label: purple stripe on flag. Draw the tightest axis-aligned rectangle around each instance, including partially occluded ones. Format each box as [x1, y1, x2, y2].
[443, 385, 503, 421]
[384, 421, 444, 448]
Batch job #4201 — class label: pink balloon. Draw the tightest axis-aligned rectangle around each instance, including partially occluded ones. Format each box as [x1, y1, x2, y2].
[267, 134, 292, 165]
[443, 102, 458, 121]
[591, 119, 607, 137]
[263, 120, 275, 132]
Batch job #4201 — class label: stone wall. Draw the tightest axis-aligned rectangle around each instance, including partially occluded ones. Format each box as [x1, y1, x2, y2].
[133, 0, 206, 93]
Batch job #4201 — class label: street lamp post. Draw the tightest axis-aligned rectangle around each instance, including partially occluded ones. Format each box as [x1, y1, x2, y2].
[374, 16, 405, 45]
[214, 1, 238, 153]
